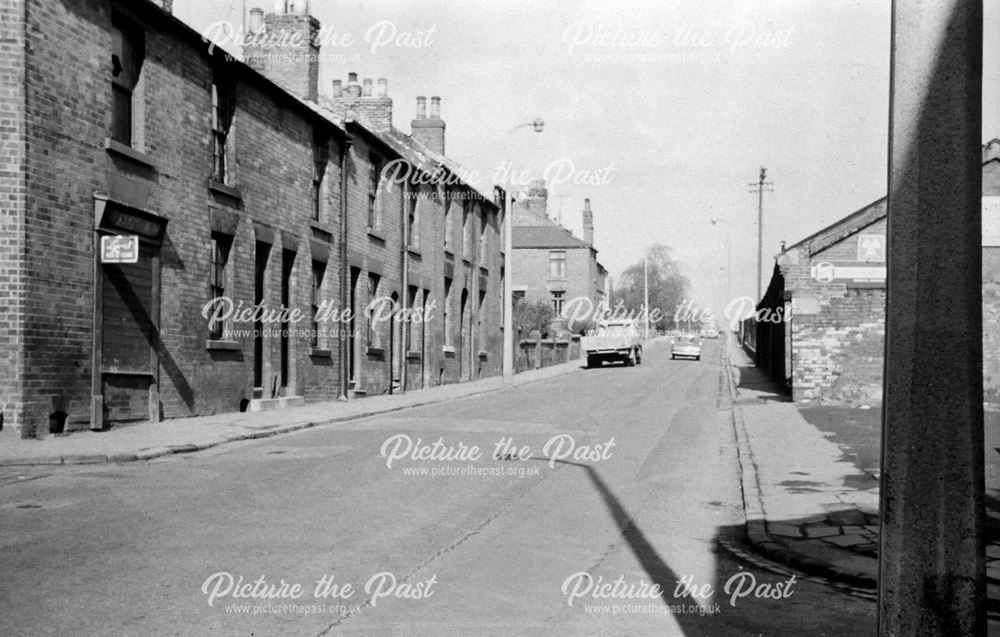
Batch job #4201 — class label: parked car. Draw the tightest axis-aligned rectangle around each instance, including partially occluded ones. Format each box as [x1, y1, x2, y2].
[699, 328, 719, 339]
[671, 335, 702, 361]
[582, 320, 643, 368]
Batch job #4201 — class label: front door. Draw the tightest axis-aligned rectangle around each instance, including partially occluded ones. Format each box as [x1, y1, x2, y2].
[100, 242, 158, 424]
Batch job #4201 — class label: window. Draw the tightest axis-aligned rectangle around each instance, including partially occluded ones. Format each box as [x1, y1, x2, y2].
[368, 154, 382, 229]
[462, 202, 472, 257]
[549, 251, 567, 278]
[407, 183, 419, 248]
[212, 77, 236, 183]
[311, 260, 326, 348]
[443, 277, 453, 346]
[477, 290, 486, 350]
[551, 291, 565, 316]
[366, 272, 381, 347]
[209, 233, 232, 339]
[479, 210, 488, 265]
[406, 286, 419, 352]
[111, 16, 144, 146]
[312, 133, 328, 222]
[444, 198, 453, 249]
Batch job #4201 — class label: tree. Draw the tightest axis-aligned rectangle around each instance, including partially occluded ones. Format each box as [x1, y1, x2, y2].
[512, 298, 554, 337]
[612, 244, 690, 331]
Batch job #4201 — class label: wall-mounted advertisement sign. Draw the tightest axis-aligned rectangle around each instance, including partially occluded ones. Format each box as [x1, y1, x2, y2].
[100, 235, 139, 264]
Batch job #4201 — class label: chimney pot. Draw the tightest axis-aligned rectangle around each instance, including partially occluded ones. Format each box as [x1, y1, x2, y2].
[430, 96, 441, 119]
[416, 96, 427, 119]
[584, 198, 591, 211]
[332, 79, 342, 98]
[362, 78, 373, 97]
[345, 73, 362, 98]
[377, 78, 388, 97]
[249, 8, 264, 32]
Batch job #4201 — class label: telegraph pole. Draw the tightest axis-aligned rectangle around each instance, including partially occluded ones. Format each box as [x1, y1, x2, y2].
[748, 167, 773, 299]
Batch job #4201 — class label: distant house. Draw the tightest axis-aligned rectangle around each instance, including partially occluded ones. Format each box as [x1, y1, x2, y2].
[751, 138, 1000, 404]
[511, 181, 608, 334]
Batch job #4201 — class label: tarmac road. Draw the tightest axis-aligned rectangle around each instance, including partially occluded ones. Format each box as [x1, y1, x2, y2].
[0, 339, 875, 636]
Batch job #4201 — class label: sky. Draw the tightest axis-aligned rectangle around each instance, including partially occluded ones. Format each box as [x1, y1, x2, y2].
[177, 0, 1000, 316]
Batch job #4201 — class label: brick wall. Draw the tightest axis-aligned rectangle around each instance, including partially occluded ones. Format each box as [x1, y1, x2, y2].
[0, 0, 26, 434]
[11, 0, 348, 435]
[9, 0, 505, 434]
[21, 0, 112, 435]
[779, 216, 888, 404]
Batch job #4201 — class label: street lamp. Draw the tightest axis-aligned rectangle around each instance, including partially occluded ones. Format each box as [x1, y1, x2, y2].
[503, 118, 545, 383]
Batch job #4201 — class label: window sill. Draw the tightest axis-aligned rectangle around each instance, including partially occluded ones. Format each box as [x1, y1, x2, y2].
[365, 346, 385, 357]
[407, 247, 422, 258]
[406, 350, 421, 360]
[367, 228, 386, 242]
[208, 179, 243, 201]
[444, 249, 454, 259]
[310, 348, 333, 358]
[206, 339, 240, 351]
[105, 138, 156, 170]
[442, 345, 456, 357]
[477, 350, 490, 360]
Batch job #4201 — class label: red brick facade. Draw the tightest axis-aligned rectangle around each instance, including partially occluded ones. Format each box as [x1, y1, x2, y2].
[759, 144, 1000, 404]
[1, 0, 504, 437]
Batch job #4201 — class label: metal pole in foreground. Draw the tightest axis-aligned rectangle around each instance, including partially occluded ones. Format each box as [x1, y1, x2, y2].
[879, 1, 984, 634]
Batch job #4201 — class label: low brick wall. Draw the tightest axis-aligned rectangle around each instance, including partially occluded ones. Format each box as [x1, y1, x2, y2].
[516, 333, 580, 372]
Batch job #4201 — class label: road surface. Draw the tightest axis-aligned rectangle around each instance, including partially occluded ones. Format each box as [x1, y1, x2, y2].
[1, 339, 875, 635]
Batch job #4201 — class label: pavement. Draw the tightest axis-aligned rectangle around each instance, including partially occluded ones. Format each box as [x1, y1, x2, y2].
[0, 358, 585, 466]
[724, 334, 1000, 608]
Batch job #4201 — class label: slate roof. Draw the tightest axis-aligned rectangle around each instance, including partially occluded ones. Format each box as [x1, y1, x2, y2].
[512, 225, 591, 249]
[785, 197, 887, 257]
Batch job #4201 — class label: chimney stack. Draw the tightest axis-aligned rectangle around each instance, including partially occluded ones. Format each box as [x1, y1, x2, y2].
[411, 95, 445, 154]
[328, 73, 393, 131]
[583, 198, 594, 245]
[243, 3, 320, 101]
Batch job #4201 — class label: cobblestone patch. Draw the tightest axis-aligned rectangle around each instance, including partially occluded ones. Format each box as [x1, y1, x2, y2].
[823, 533, 870, 548]
[804, 526, 841, 538]
[768, 522, 803, 538]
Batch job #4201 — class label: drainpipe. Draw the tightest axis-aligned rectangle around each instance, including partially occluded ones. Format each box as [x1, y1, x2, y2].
[337, 130, 352, 401]
[399, 175, 409, 394]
